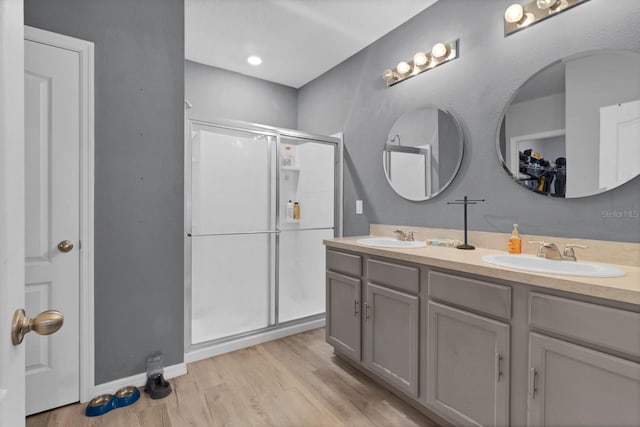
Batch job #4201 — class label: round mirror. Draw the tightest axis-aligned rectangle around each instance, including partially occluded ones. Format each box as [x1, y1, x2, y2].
[497, 50, 640, 198]
[383, 106, 464, 201]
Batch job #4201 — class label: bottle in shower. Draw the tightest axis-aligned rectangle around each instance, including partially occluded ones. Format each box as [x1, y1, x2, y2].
[293, 202, 300, 220]
[286, 200, 294, 220]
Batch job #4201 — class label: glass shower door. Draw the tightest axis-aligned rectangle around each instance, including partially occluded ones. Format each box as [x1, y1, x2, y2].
[277, 137, 335, 323]
[190, 123, 277, 344]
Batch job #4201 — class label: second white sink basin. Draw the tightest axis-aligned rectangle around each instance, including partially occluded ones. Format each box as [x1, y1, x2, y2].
[357, 237, 426, 249]
[482, 254, 625, 278]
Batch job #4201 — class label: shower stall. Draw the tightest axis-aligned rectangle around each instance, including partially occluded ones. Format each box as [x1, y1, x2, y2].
[184, 118, 342, 361]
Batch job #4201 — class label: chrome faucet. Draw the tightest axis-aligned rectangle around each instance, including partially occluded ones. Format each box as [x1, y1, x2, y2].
[394, 229, 415, 241]
[529, 241, 563, 260]
[562, 243, 588, 261]
[529, 241, 588, 261]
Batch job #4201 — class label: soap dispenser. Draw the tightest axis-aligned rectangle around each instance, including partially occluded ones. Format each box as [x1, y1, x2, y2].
[508, 224, 522, 254]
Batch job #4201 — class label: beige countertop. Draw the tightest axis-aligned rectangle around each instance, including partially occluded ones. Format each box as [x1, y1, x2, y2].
[324, 236, 640, 306]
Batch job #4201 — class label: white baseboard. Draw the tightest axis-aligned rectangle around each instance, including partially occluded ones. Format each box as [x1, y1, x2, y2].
[185, 318, 325, 364]
[88, 362, 187, 402]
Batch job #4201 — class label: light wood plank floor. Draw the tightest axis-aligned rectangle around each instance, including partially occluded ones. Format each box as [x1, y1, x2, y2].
[27, 328, 440, 427]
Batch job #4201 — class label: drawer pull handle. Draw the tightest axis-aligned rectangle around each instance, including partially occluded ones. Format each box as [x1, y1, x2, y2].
[496, 353, 503, 382]
[529, 367, 537, 399]
[365, 303, 371, 320]
[353, 299, 359, 316]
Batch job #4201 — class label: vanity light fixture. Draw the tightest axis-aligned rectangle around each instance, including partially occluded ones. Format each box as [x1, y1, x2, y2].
[383, 39, 458, 87]
[504, 0, 590, 36]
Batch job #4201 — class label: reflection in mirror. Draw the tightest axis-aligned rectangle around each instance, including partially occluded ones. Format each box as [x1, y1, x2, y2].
[383, 106, 463, 201]
[497, 50, 640, 198]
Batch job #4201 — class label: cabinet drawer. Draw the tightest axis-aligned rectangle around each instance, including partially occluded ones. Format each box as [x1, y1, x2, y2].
[367, 258, 419, 294]
[530, 292, 640, 358]
[327, 249, 361, 277]
[428, 271, 511, 320]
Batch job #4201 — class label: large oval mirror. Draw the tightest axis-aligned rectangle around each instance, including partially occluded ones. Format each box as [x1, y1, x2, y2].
[497, 50, 640, 198]
[383, 106, 464, 201]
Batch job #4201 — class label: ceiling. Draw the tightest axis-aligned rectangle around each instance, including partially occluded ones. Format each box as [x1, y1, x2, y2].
[185, 0, 439, 89]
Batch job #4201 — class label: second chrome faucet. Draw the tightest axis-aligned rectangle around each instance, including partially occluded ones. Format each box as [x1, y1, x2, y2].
[394, 229, 415, 241]
[529, 241, 588, 261]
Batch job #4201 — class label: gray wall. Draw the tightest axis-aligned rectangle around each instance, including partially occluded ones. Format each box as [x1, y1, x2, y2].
[298, 0, 640, 243]
[186, 60, 298, 129]
[25, 0, 185, 383]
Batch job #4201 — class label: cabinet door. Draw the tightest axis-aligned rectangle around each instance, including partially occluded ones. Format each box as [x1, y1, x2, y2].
[427, 301, 510, 427]
[528, 332, 640, 427]
[326, 271, 361, 361]
[365, 283, 419, 397]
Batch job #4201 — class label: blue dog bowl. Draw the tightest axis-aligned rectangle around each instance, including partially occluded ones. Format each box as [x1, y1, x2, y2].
[85, 386, 140, 417]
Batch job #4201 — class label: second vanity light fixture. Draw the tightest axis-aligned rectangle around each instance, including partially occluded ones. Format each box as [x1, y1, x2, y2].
[383, 39, 458, 87]
[504, 0, 590, 36]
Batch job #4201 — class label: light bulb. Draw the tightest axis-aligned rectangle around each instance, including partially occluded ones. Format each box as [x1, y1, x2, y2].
[396, 61, 411, 75]
[247, 56, 262, 66]
[413, 52, 429, 67]
[536, 0, 561, 9]
[504, 4, 525, 23]
[431, 43, 449, 59]
[383, 69, 396, 82]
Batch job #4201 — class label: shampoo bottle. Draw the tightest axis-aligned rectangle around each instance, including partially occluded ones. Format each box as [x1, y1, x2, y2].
[293, 202, 300, 220]
[286, 200, 294, 220]
[508, 224, 522, 254]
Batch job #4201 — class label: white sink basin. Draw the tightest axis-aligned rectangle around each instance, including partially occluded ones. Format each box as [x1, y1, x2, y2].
[357, 237, 426, 249]
[482, 254, 625, 278]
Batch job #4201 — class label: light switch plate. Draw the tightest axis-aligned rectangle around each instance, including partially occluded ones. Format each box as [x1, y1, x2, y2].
[356, 200, 363, 215]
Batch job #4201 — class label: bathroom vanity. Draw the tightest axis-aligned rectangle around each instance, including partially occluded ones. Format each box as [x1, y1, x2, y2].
[324, 235, 640, 427]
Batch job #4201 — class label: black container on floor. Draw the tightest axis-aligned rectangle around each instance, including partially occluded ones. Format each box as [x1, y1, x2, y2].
[144, 373, 172, 399]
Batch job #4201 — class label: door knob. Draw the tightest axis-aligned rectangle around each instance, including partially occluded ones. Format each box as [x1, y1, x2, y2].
[57, 240, 74, 253]
[11, 309, 64, 345]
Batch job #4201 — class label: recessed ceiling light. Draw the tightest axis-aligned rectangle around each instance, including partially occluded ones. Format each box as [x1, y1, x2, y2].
[247, 56, 262, 66]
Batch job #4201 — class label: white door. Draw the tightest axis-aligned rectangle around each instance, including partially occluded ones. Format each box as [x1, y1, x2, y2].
[599, 99, 640, 191]
[24, 38, 81, 414]
[0, 0, 26, 425]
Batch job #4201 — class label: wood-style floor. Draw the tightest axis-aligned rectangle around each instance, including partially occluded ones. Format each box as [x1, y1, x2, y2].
[26, 328, 440, 427]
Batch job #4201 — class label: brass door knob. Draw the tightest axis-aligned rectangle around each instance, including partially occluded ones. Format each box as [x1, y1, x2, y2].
[11, 309, 64, 345]
[58, 240, 74, 253]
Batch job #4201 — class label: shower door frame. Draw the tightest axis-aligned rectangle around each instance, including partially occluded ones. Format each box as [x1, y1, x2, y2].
[183, 117, 343, 359]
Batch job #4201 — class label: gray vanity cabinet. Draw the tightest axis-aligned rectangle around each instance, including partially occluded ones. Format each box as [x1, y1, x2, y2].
[364, 258, 421, 397]
[527, 292, 640, 427]
[426, 301, 510, 427]
[364, 282, 419, 397]
[528, 333, 640, 427]
[325, 250, 421, 397]
[326, 271, 362, 361]
[325, 244, 640, 427]
[326, 250, 363, 361]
